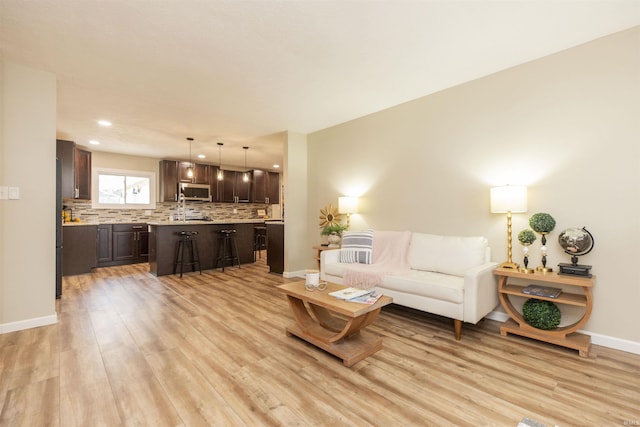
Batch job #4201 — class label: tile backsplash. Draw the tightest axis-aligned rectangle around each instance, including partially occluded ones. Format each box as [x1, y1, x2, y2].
[62, 200, 273, 224]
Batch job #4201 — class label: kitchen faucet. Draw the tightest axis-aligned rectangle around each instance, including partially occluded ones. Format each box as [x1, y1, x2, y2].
[178, 193, 186, 222]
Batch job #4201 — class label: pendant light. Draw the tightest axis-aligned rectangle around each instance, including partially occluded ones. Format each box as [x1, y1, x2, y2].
[217, 142, 224, 181]
[186, 137, 194, 178]
[242, 146, 249, 182]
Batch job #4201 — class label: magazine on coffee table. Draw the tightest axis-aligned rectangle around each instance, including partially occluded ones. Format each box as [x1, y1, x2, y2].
[348, 292, 383, 305]
[521, 284, 563, 298]
[329, 287, 374, 300]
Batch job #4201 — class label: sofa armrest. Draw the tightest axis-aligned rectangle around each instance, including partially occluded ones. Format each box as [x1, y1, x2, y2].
[320, 249, 341, 279]
[463, 261, 499, 324]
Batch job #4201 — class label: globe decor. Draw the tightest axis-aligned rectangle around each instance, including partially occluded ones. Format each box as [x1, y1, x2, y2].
[522, 299, 561, 330]
[529, 212, 556, 272]
[558, 227, 594, 277]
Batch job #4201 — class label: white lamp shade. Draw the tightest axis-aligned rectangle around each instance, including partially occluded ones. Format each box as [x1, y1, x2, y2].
[490, 186, 527, 213]
[338, 196, 358, 214]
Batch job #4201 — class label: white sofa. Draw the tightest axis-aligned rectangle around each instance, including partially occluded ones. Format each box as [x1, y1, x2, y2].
[320, 231, 499, 340]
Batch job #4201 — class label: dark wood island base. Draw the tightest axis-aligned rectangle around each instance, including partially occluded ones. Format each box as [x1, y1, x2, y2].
[148, 221, 265, 276]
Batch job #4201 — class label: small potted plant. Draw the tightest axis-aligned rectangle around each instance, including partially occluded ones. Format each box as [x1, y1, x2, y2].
[321, 223, 347, 247]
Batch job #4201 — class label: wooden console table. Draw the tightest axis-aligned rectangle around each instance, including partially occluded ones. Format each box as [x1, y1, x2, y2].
[494, 267, 594, 357]
[277, 281, 392, 366]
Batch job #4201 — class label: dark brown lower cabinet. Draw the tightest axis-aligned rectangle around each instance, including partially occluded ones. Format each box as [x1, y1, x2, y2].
[62, 225, 97, 276]
[97, 223, 149, 267]
[96, 224, 113, 264]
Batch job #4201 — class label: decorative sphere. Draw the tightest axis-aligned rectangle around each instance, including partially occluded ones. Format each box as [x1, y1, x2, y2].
[558, 227, 594, 256]
[523, 299, 561, 330]
[529, 213, 556, 233]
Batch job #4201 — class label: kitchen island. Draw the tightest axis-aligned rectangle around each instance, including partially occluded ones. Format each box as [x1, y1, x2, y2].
[148, 220, 267, 276]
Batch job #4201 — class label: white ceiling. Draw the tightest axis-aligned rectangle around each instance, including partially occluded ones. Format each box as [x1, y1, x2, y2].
[1, 1, 639, 171]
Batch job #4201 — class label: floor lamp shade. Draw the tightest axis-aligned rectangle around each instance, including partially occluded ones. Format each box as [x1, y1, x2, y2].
[491, 186, 527, 269]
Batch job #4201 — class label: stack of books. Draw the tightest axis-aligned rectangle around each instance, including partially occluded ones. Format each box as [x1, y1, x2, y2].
[328, 287, 383, 304]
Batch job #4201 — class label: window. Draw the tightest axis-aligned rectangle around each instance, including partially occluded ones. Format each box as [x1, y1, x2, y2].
[92, 168, 156, 209]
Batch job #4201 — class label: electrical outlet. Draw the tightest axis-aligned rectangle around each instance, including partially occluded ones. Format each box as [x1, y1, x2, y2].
[0, 186, 7, 200]
[8, 187, 19, 200]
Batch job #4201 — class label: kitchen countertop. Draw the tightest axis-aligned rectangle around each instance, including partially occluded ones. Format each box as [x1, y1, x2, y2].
[148, 219, 273, 226]
[63, 219, 277, 226]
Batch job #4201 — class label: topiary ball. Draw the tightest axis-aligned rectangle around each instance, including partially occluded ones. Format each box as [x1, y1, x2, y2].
[529, 213, 556, 234]
[522, 299, 561, 330]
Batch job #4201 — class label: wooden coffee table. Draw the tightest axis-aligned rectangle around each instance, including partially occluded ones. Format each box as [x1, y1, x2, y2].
[277, 281, 392, 367]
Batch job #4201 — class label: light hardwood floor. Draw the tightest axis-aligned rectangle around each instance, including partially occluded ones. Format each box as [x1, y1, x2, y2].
[1, 257, 639, 426]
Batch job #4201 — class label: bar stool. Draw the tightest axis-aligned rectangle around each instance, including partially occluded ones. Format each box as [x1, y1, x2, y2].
[173, 231, 201, 278]
[215, 229, 240, 271]
[253, 226, 267, 261]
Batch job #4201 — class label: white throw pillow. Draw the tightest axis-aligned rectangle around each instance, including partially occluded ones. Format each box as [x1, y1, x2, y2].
[340, 229, 374, 264]
[408, 233, 488, 276]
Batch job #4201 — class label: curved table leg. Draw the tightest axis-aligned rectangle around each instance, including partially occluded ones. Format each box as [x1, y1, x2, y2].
[284, 295, 385, 367]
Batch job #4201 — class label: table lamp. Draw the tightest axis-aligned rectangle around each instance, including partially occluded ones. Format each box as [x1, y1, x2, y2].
[490, 185, 527, 269]
[338, 196, 358, 231]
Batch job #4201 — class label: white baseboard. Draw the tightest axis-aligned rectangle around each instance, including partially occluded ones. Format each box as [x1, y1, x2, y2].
[0, 314, 58, 334]
[486, 311, 510, 323]
[583, 331, 640, 355]
[487, 310, 640, 355]
[283, 270, 305, 279]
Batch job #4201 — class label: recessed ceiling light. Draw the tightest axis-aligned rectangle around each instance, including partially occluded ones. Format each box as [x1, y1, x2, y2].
[197, 154, 205, 159]
[98, 120, 112, 127]
[89, 140, 100, 145]
[273, 164, 280, 168]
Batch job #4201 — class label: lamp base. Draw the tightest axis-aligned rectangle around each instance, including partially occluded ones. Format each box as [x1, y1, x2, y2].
[536, 266, 553, 273]
[499, 261, 519, 269]
[519, 267, 535, 274]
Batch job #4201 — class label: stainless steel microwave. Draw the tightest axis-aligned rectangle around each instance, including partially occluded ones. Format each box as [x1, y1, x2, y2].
[179, 183, 211, 201]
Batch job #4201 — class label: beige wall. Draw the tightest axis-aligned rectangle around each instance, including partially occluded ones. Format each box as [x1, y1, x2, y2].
[307, 28, 640, 344]
[282, 131, 308, 274]
[1, 60, 57, 330]
[91, 151, 159, 173]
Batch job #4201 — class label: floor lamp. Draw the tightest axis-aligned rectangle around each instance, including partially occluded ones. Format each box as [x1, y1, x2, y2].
[490, 185, 527, 269]
[338, 196, 358, 231]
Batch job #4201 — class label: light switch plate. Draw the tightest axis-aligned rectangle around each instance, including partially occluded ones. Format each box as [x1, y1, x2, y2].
[8, 187, 19, 200]
[0, 186, 7, 200]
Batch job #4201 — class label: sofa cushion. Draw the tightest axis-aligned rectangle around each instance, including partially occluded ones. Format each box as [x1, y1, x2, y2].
[380, 270, 465, 304]
[339, 229, 374, 264]
[323, 260, 349, 278]
[408, 233, 488, 277]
